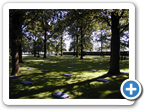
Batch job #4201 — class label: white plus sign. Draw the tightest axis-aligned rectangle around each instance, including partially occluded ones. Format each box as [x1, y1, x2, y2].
[126, 83, 137, 95]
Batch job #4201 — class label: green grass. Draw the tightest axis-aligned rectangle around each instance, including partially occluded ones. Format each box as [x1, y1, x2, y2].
[9, 55, 129, 99]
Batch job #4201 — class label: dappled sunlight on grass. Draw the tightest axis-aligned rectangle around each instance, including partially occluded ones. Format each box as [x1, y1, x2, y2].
[100, 90, 113, 98]
[9, 55, 129, 99]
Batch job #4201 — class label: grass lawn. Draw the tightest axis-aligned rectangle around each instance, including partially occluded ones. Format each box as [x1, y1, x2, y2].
[9, 55, 129, 99]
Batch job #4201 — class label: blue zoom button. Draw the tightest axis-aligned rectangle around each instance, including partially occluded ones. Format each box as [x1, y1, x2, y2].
[121, 79, 142, 100]
[123, 81, 139, 97]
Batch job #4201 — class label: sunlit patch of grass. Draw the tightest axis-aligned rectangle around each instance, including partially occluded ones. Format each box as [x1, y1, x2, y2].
[100, 90, 113, 98]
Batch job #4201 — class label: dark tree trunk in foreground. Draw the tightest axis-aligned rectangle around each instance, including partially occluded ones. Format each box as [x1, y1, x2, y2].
[43, 30, 47, 58]
[107, 12, 120, 75]
[19, 34, 24, 63]
[10, 10, 23, 75]
[19, 42, 24, 63]
[11, 42, 20, 75]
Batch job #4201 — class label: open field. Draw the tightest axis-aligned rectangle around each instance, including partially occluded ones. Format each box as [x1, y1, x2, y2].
[9, 55, 129, 99]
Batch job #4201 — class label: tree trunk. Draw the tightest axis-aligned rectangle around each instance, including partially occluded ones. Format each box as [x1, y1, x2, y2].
[11, 41, 20, 75]
[37, 42, 40, 57]
[76, 34, 79, 57]
[107, 12, 120, 75]
[19, 42, 24, 63]
[18, 34, 23, 63]
[43, 30, 47, 58]
[73, 36, 76, 56]
[101, 32, 103, 56]
[10, 10, 23, 75]
[61, 35, 63, 56]
[18, 27, 24, 63]
[80, 26, 83, 59]
[33, 40, 36, 57]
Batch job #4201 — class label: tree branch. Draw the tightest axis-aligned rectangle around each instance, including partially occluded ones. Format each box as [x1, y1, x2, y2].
[103, 17, 111, 27]
[119, 23, 129, 34]
[22, 11, 39, 30]
[100, 10, 112, 27]
[119, 9, 125, 19]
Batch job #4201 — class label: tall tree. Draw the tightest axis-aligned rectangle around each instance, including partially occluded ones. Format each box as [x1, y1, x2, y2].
[99, 9, 129, 75]
[52, 33, 66, 56]
[25, 9, 56, 58]
[18, 31, 24, 63]
[40, 11, 51, 58]
[47, 39, 55, 55]
[67, 23, 79, 56]
[66, 9, 96, 59]
[26, 22, 40, 57]
[95, 29, 110, 55]
[38, 9, 66, 58]
[9, 10, 25, 75]
[19, 10, 38, 58]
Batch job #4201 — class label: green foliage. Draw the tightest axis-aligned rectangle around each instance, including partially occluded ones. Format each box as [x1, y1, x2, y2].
[83, 35, 93, 52]
[46, 39, 55, 53]
[54, 35, 66, 54]
[22, 39, 33, 53]
[99, 9, 129, 33]
[65, 9, 100, 55]
[10, 9, 129, 62]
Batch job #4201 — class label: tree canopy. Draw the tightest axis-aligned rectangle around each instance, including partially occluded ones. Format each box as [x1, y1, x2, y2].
[9, 9, 129, 75]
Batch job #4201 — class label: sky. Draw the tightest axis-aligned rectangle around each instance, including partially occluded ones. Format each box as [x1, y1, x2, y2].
[64, 36, 71, 51]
